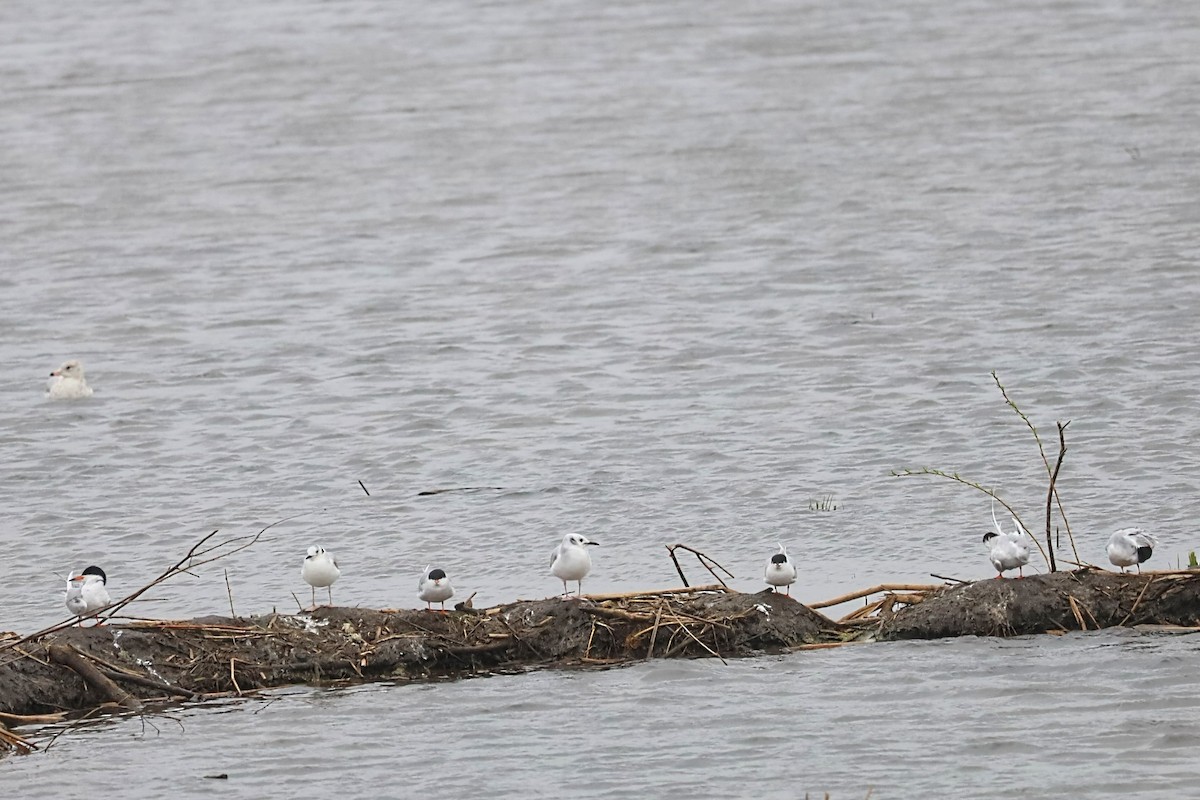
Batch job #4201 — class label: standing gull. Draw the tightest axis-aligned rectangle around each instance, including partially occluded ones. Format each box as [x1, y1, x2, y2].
[47, 360, 93, 400]
[1107, 528, 1157, 574]
[982, 505, 1031, 579]
[301, 546, 340, 608]
[65, 565, 111, 623]
[763, 543, 797, 595]
[550, 533, 599, 598]
[418, 566, 454, 611]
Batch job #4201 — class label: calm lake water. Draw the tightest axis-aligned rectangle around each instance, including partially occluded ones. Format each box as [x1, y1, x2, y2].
[3, 0, 1200, 796]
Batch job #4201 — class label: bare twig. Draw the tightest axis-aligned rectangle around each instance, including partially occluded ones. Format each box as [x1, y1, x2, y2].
[645, 603, 665, 660]
[1044, 421, 1070, 573]
[358, 480, 370, 496]
[993, 372, 1080, 564]
[224, 569, 237, 619]
[1119, 578, 1155, 626]
[890, 468, 1051, 567]
[665, 544, 734, 589]
[48, 644, 143, 712]
[665, 545, 689, 588]
[810, 584, 942, 610]
[0, 722, 36, 754]
[584, 586, 729, 602]
[1, 515, 298, 655]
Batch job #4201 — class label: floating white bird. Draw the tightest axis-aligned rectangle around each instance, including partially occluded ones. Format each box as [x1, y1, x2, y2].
[65, 565, 110, 622]
[301, 546, 340, 608]
[764, 543, 797, 595]
[982, 504, 1031, 579]
[418, 566, 454, 611]
[550, 533, 599, 598]
[1107, 528, 1157, 574]
[47, 359, 94, 400]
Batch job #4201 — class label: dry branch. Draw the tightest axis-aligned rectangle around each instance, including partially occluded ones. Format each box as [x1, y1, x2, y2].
[810, 584, 943, 610]
[48, 645, 143, 712]
[665, 544, 735, 589]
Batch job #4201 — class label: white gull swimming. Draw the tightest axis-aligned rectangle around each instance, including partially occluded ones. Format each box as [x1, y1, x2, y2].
[47, 359, 94, 399]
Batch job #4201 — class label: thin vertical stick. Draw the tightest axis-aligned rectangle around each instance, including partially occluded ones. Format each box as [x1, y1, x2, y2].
[224, 569, 237, 619]
[993, 371, 1080, 564]
[1044, 421, 1069, 573]
[666, 545, 690, 588]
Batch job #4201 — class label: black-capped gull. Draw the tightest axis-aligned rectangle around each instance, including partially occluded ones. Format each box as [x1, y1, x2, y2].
[763, 543, 797, 595]
[418, 566, 454, 611]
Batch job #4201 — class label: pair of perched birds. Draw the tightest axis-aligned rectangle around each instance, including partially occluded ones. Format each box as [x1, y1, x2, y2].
[63, 566, 110, 620]
[982, 510, 1157, 578]
[300, 546, 454, 611]
[552, 535, 802, 597]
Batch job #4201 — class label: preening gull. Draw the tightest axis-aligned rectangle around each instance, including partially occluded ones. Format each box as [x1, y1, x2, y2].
[982, 505, 1031, 579]
[1107, 528, 1157, 574]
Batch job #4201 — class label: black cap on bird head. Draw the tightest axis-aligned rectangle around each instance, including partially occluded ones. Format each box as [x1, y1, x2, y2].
[428, 568, 447, 581]
[1137, 545, 1153, 564]
[770, 553, 788, 565]
[982, 532, 999, 544]
[82, 565, 107, 584]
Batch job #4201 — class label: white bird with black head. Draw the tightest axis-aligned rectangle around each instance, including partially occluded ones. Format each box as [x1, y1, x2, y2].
[47, 359, 93, 400]
[1107, 528, 1157, 574]
[418, 566, 454, 611]
[764, 544, 797, 595]
[65, 565, 110, 623]
[301, 546, 340, 608]
[550, 533, 599, 598]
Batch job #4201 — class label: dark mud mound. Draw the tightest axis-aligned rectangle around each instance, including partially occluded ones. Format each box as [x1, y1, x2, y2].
[880, 570, 1200, 640]
[0, 587, 839, 719]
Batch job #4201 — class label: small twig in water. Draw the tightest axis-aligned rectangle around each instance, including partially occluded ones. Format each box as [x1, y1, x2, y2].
[358, 480, 370, 496]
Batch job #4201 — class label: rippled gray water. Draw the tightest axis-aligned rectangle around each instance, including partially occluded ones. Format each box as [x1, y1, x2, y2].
[3, 0, 1200, 796]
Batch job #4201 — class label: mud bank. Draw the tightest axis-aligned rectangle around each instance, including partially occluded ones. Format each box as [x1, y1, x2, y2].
[880, 570, 1200, 639]
[0, 587, 838, 720]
